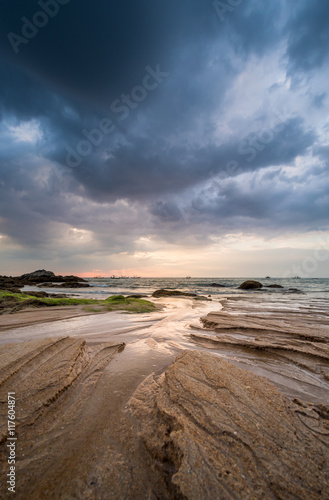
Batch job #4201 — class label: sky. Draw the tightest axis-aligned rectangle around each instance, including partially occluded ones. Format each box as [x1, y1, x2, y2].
[0, 0, 328, 277]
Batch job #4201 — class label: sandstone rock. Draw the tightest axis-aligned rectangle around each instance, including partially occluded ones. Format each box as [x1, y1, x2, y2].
[238, 280, 263, 289]
[0, 338, 125, 499]
[152, 289, 197, 298]
[130, 350, 329, 499]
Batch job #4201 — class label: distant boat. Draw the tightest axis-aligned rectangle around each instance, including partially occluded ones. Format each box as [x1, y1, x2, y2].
[265, 276, 271, 279]
[186, 276, 191, 278]
[292, 276, 301, 279]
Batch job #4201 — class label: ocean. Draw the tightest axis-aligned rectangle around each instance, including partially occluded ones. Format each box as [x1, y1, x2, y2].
[33, 276, 329, 299]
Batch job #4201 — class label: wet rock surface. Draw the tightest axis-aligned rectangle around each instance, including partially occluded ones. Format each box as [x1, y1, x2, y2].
[0, 338, 126, 499]
[0, 293, 329, 499]
[238, 280, 263, 289]
[194, 298, 329, 403]
[153, 289, 197, 298]
[130, 350, 329, 499]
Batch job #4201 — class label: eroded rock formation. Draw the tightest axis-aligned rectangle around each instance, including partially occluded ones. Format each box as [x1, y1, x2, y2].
[130, 350, 329, 499]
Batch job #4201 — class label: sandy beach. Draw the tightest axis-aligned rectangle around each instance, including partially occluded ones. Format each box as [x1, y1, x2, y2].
[0, 291, 329, 499]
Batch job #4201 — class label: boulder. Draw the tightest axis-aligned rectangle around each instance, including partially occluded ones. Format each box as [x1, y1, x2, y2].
[152, 289, 197, 298]
[210, 283, 226, 287]
[238, 280, 263, 290]
[267, 284, 284, 288]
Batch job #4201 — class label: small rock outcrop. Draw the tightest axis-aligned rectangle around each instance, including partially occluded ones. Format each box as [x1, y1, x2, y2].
[152, 289, 197, 298]
[210, 283, 226, 287]
[37, 282, 90, 288]
[238, 280, 263, 289]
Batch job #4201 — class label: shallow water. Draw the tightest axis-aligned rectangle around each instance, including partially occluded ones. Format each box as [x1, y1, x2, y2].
[1, 292, 329, 404]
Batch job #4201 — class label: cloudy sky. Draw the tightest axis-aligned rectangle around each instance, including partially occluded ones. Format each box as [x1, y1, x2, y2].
[0, 0, 328, 277]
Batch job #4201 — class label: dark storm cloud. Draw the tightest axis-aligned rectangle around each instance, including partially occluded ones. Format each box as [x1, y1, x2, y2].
[0, 0, 220, 108]
[62, 116, 315, 202]
[0, 0, 286, 114]
[284, 0, 329, 75]
[183, 163, 329, 235]
[0, 0, 328, 258]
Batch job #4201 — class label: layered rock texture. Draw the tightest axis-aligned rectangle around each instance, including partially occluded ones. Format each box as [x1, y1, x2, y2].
[0, 338, 125, 499]
[194, 307, 329, 402]
[130, 350, 329, 499]
[1, 339, 328, 498]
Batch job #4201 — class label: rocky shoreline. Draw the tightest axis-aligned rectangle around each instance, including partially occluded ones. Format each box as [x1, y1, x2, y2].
[0, 273, 328, 498]
[0, 269, 89, 293]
